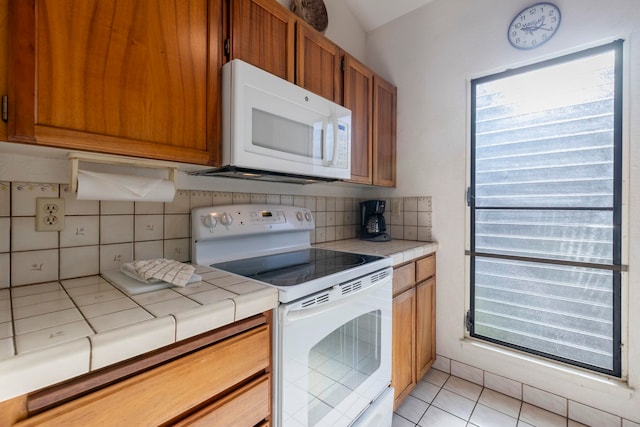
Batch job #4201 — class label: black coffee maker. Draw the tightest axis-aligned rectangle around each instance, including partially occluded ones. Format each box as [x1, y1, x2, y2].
[360, 200, 391, 241]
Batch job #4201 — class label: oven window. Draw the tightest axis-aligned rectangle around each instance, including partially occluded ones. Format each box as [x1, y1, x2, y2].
[307, 310, 381, 426]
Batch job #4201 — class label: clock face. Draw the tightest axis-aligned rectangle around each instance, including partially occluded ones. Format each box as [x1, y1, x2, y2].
[508, 2, 561, 50]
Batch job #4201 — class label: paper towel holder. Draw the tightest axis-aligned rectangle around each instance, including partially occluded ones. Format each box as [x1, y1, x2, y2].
[68, 152, 178, 195]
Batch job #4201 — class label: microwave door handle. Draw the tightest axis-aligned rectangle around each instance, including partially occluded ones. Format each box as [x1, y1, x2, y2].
[322, 118, 331, 166]
[330, 115, 339, 166]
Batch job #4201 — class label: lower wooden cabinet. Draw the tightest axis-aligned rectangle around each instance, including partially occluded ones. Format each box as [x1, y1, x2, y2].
[391, 253, 436, 409]
[4, 315, 271, 426]
[174, 374, 270, 427]
[392, 287, 416, 405]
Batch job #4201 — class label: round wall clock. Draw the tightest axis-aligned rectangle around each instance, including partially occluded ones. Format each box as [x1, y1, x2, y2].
[508, 2, 561, 50]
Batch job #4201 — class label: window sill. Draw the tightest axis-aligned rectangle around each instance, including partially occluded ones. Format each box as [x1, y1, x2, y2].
[459, 337, 635, 399]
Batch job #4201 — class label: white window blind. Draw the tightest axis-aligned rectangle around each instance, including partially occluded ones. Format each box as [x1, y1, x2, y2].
[469, 41, 623, 376]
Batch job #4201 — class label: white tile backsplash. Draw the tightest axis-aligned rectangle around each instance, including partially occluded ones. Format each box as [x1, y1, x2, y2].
[0, 182, 10, 217]
[164, 214, 189, 239]
[134, 240, 164, 260]
[12, 183, 59, 216]
[11, 249, 59, 286]
[60, 246, 99, 279]
[99, 243, 134, 272]
[60, 216, 99, 247]
[61, 185, 100, 215]
[1, 181, 433, 286]
[189, 191, 213, 209]
[100, 200, 134, 215]
[100, 215, 134, 244]
[163, 238, 190, 262]
[134, 214, 164, 241]
[135, 201, 163, 215]
[165, 190, 190, 213]
[11, 217, 58, 251]
[0, 218, 9, 252]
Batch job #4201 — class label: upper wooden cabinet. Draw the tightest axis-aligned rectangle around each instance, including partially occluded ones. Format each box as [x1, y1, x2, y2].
[344, 54, 396, 187]
[343, 55, 373, 184]
[372, 76, 397, 187]
[7, 0, 221, 165]
[228, 0, 295, 82]
[296, 23, 342, 104]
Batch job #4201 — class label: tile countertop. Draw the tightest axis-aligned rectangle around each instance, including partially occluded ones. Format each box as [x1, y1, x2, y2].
[0, 264, 278, 403]
[314, 239, 438, 266]
[0, 239, 437, 403]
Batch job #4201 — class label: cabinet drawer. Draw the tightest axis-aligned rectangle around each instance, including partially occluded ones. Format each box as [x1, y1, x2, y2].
[174, 374, 270, 426]
[416, 254, 436, 282]
[393, 262, 416, 296]
[15, 325, 270, 427]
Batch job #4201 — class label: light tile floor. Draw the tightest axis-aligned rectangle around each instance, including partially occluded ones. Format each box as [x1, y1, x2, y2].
[393, 369, 585, 427]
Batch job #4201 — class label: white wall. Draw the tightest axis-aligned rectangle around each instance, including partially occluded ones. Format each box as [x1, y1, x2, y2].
[366, 0, 640, 421]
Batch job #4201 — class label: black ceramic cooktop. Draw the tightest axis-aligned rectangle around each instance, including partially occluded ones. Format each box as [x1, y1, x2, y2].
[211, 248, 384, 287]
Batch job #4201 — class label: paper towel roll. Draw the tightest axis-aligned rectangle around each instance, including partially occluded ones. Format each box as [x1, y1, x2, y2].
[76, 170, 176, 202]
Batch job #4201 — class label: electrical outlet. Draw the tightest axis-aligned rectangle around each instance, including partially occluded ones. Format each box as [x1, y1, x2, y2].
[36, 197, 65, 232]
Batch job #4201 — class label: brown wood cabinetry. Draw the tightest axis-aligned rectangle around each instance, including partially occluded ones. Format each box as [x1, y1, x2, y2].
[3, 0, 396, 181]
[343, 55, 374, 184]
[372, 76, 397, 186]
[296, 23, 342, 103]
[228, 0, 295, 82]
[2, 315, 272, 426]
[391, 253, 436, 409]
[344, 54, 397, 187]
[392, 286, 416, 406]
[7, 0, 221, 165]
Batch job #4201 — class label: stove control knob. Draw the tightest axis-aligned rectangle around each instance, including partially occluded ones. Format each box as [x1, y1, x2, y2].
[220, 212, 233, 226]
[304, 212, 312, 222]
[296, 211, 304, 221]
[202, 214, 217, 228]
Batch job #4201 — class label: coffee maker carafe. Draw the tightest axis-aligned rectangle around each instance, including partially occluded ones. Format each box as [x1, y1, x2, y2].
[360, 200, 391, 241]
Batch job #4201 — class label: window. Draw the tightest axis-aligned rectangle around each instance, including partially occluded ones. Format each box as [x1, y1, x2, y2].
[468, 41, 624, 376]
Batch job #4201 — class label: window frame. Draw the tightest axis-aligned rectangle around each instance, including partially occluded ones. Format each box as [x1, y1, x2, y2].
[467, 40, 625, 377]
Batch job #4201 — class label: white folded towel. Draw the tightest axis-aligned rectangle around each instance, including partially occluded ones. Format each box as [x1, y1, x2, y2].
[121, 259, 198, 287]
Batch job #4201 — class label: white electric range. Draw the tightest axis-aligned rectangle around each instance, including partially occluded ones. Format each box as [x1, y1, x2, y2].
[192, 204, 394, 427]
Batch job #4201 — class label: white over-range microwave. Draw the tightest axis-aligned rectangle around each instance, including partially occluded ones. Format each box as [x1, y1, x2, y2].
[193, 59, 352, 184]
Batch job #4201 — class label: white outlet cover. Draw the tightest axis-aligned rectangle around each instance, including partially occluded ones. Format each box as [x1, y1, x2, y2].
[36, 198, 65, 232]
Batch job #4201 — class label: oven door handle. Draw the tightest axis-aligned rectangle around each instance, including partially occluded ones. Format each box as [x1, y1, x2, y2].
[281, 278, 390, 324]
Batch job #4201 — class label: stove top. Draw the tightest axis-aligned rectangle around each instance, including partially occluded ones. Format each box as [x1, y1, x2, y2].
[211, 248, 385, 287]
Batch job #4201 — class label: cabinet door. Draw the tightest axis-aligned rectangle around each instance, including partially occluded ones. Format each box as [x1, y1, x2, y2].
[229, 0, 295, 82]
[343, 55, 373, 184]
[372, 75, 397, 187]
[8, 0, 215, 165]
[296, 23, 341, 103]
[392, 288, 416, 409]
[416, 277, 436, 380]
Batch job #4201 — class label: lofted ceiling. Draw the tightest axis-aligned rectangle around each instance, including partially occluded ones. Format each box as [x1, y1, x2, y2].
[344, 0, 435, 32]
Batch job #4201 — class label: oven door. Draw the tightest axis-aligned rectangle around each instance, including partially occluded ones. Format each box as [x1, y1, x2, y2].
[274, 270, 392, 427]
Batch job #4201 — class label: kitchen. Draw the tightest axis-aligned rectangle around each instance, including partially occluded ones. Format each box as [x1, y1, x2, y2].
[0, 0, 639, 426]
